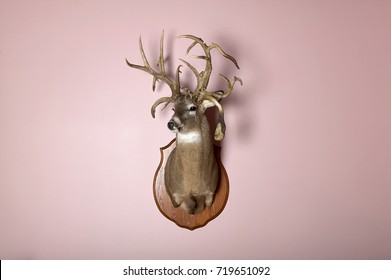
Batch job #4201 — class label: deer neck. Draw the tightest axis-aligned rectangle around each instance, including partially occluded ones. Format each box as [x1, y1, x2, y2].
[176, 116, 213, 159]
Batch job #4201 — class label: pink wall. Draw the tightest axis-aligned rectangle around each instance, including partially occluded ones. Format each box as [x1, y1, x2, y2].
[1, 0, 390, 259]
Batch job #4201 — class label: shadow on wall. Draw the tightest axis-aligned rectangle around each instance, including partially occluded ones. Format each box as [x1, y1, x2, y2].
[212, 33, 267, 144]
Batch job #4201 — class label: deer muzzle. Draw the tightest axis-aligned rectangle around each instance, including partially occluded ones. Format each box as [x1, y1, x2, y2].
[167, 116, 182, 133]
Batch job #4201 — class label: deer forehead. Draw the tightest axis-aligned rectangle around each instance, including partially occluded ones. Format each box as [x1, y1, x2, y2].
[174, 101, 196, 110]
[174, 96, 198, 110]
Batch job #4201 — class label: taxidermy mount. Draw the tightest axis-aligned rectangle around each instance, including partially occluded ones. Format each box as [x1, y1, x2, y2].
[126, 31, 242, 229]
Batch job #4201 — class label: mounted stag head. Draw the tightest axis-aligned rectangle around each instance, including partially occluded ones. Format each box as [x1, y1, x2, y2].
[126, 31, 242, 214]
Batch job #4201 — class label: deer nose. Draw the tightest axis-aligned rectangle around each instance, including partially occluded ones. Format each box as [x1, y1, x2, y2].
[167, 121, 175, 130]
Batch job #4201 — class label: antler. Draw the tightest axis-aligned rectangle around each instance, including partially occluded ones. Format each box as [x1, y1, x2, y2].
[126, 32, 242, 140]
[178, 35, 243, 140]
[126, 31, 182, 118]
[177, 35, 240, 93]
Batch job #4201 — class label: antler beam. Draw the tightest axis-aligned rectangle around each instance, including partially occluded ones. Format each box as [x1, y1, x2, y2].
[126, 31, 182, 118]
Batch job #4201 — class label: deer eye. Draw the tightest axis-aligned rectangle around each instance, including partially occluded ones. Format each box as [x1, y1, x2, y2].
[189, 106, 197, 111]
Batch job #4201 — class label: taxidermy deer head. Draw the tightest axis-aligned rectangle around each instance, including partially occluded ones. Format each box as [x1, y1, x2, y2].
[126, 31, 242, 214]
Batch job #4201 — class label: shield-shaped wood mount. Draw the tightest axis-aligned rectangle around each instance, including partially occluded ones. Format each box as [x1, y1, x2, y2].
[153, 139, 229, 230]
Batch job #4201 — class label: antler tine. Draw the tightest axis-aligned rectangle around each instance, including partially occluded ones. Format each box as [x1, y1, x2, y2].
[150, 97, 172, 118]
[199, 75, 243, 102]
[218, 75, 243, 99]
[178, 34, 212, 93]
[155, 64, 183, 114]
[209, 43, 240, 69]
[178, 58, 201, 89]
[175, 64, 182, 89]
[157, 30, 167, 76]
[178, 35, 241, 96]
[178, 34, 205, 55]
[126, 31, 180, 118]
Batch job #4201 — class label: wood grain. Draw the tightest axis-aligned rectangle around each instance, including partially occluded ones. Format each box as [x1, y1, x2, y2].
[153, 139, 229, 230]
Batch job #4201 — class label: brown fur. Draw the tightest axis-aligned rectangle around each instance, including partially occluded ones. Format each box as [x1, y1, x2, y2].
[165, 95, 218, 214]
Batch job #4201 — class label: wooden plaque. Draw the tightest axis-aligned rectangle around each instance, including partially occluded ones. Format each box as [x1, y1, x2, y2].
[153, 139, 229, 230]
